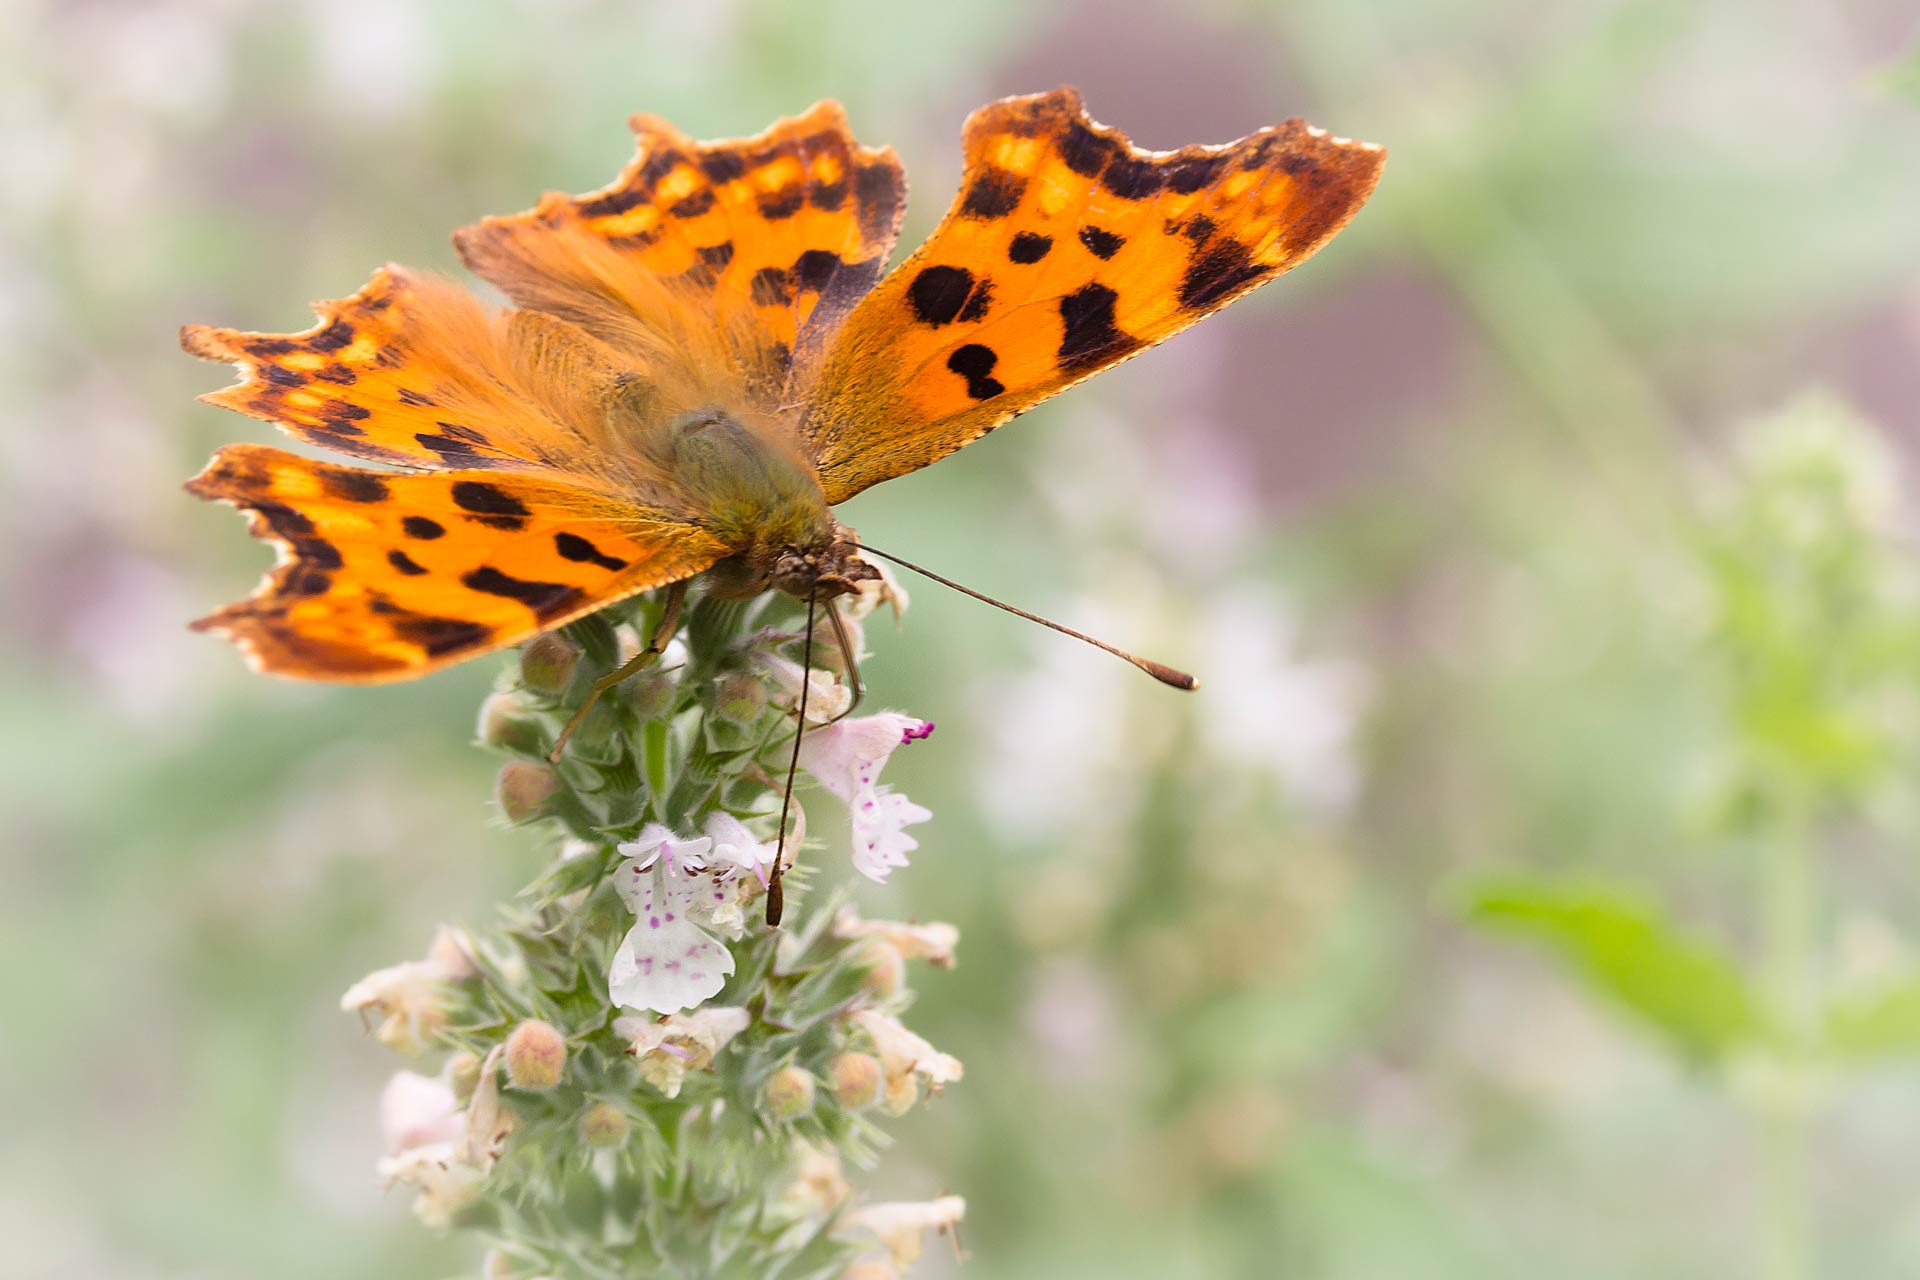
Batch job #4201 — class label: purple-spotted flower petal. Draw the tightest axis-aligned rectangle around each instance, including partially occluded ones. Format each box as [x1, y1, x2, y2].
[609, 825, 730, 1014]
[796, 712, 934, 883]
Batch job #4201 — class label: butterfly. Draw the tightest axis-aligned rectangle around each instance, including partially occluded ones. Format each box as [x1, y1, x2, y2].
[184, 87, 1383, 696]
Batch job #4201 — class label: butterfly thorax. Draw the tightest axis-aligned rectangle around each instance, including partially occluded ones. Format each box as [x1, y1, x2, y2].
[662, 408, 874, 602]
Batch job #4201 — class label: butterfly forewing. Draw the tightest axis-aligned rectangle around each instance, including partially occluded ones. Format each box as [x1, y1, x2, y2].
[453, 101, 906, 404]
[800, 87, 1385, 504]
[187, 444, 730, 680]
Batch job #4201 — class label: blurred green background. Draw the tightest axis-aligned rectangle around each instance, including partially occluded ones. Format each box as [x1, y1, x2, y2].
[4, 1, 1919, 1276]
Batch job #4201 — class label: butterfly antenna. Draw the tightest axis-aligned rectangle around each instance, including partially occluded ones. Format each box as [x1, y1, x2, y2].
[854, 542, 1200, 691]
[822, 596, 864, 723]
[768, 585, 816, 927]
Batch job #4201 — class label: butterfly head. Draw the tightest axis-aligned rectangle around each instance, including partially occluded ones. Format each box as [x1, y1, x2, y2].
[768, 527, 880, 601]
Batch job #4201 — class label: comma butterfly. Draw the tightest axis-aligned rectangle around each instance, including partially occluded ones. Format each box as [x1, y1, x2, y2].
[184, 87, 1384, 692]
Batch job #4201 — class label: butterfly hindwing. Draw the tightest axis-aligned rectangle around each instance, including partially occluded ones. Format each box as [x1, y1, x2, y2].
[453, 101, 906, 402]
[801, 87, 1385, 504]
[187, 444, 730, 680]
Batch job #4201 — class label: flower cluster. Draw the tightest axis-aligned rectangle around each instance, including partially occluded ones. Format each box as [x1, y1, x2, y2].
[338, 575, 965, 1276]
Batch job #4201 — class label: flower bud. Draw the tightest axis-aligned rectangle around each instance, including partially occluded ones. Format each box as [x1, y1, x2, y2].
[853, 938, 906, 998]
[495, 761, 559, 824]
[578, 1101, 630, 1148]
[518, 633, 580, 694]
[628, 666, 677, 721]
[446, 1049, 483, 1104]
[713, 672, 768, 725]
[476, 691, 544, 754]
[829, 1052, 882, 1110]
[503, 1019, 567, 1090]
[843, 1259, 900, 1280]
[764, 1066, 817, 1119]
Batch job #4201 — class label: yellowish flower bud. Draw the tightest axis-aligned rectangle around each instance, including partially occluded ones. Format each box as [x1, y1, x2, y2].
[519, 633, 580, 694]
[503, 1019, 567, 1091]
[495, 761, 559, 824]
[476, 691, 544, 754]
[853, 938, 906, 998]
[446, 1049, 482, 1104]
[764, 1066, 817, 1119]
[578, 1101, 630, 1148]
[713, 672, 768, 724]
[829, 1052, 882, 1110]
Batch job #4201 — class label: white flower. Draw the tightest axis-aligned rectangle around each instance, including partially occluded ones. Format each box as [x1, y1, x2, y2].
[845, 556, 910, 624]
[341, 928, 472, 1054]
[832, 907, 959, 969]
[613, 1006, 751, 1098]
[380, 1070, 464, 1155]
[797, 712, 934, 881]
[850, 1009, 963, 1115]
[374, 1047, 510, 1228]
[754, 647, 853, 723]
[609, 824, 734, 1014]
[834, 1196, 967, 1269]
[692, 810, 780, 934]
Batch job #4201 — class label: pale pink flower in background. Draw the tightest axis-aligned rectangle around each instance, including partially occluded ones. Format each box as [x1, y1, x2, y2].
[753, 647, 853, 722]
[834, 1196, 967, 1269]
[832, 907, 959, 969]
[380, 1071, 463, 1156]
[341, 928, 473, 1054]
[1196, 589, 1370, 814]
[798, 712, 934, 881]
[613, 1006, 751, 1098]
[850, 1009, 963, 1115]
[609, 825, 733, 1014]
[374, 1047, 509, 1227]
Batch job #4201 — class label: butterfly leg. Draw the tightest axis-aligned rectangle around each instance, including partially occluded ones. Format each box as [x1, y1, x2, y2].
[822, 596, 865, 723]
[548, 579, 689, 761]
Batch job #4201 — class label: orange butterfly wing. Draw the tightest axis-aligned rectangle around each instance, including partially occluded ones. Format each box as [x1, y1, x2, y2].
[452, 101, 906, 403]
[183, 266, 736, 680]
[187, 444, 728, 681]
[801, 88, 1385, 504]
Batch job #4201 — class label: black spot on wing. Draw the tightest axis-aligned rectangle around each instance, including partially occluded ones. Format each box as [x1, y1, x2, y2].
[1100, 155, 1166, 200]
[391, 613, 492, 657]
[699, 150, 745, 183]
[451, 481, 530, 530]
[1058, 119, 1119, 177]
[946, 344, 1005, 401]
[698, 241, 735, 269]
[309, 319, 355, 351]
[1057, 283, 1139, 372]
[402, 515, 445, 540]
[750, 267, 793, 307]
[757, 186, 805, 220]
[791, 249, 843, 292]
[668, 188, 716, 218]
[1008, 232, 1053, 264]
[462, 567, 584, 617]
[387, 549, 428, 576]
[907, 266, 978, 326]
[554, 532, 629, 571]
[1078, 226, 1124, 260]
[323, 469, 388, 503]
[396, 388, 436, 408]
[961, 167, 1027, 219]
[1179, 237, 1266, 311]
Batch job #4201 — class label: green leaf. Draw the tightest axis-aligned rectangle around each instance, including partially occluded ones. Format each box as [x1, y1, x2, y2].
[1464, 876, 1774, 1064]
[1824, 976, 1920, 1061]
